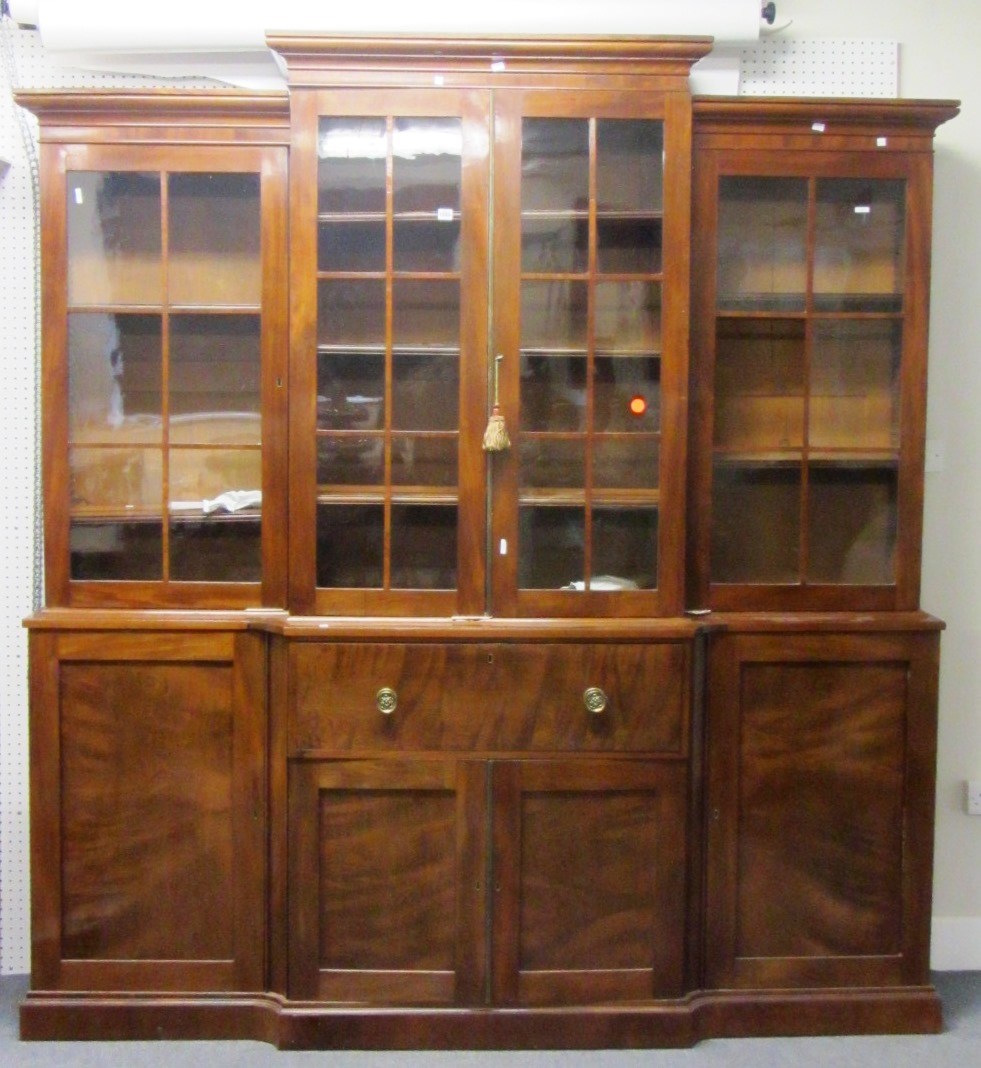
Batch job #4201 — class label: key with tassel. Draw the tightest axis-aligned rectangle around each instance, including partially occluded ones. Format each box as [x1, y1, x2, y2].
[482, 353, 510, 452]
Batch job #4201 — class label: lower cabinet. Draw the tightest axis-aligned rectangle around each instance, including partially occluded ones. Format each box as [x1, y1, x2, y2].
[27, 625, 267, 993]
[287, 755, 689, 1006]
[704, 625, 941, 990]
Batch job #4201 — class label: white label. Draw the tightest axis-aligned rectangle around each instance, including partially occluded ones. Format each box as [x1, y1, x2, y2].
[811, 121, 826, 133]
[499, 538, 508, 556]
[877, 136, 888, 147]
[73, 187, 83, 205]
[434, 74, 445, 86]
[854, 205, 871, 215]
[436, 207, 454, 222]
[491, 60, 506, 72]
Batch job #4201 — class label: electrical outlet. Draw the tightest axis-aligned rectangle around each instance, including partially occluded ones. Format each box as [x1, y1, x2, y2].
[967, 781, 981, 815]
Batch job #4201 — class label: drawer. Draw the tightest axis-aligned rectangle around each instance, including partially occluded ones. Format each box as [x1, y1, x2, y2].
[289, 641, 689, 754]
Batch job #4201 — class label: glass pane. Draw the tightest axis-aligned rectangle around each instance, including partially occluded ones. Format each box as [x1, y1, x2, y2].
[318, 118, 387, 214]
[814, 179, 905, 312]
[519, 506, 584, 589]
[520, 438, 585, 491]
[717, 177, 807, 312]
[67, 172, 161, 306]
[593, 438, 659, 491]
[391, 436, 457, 487]
[393, 219, 460, 273]
[592, 508, 658, 589]
[595, 281, 661, 353]
[711, 461, 802, 584]
[317, 504, 383, 587]
[714, 318, 804, 452]
[597, 217, 662, 275]
[393, 279, 459, 348]
[169, 173, 260, 307]
[169, 447, 261, 509]
[170, 516, 261, 583]
[317, 352, 385, 431]
[69, 313, 162, 445]
[319, 220, 386, 272]
[596, 120, 664, 213]
[392, 354, 459, 430]
[317, 435, 384, 486]
[521, 354, 587, 432]
[521, 119, 589, 214]
[70, 520, 161, 581]
[390, 504, 457, 589]
[593, 356, 660, 432]
[170, 315, 260, 445]
[318, 280, 386, 348]
[522, 281, 588, 352]
[810, 320, 901, 451]
[807, 463, 897, 584]
[70, 446, 161, 516]
[522, 217, 587, 274]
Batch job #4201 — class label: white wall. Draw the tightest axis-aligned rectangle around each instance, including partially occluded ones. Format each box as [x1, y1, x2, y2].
[777, 0, 981, 967]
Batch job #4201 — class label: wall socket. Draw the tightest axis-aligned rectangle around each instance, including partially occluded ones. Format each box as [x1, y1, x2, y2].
[967, 781, 981, 815]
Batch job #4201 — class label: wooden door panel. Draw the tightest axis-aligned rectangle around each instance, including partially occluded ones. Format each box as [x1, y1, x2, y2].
[288, 759, 487, 1005]
[491, 760, 688, 1006]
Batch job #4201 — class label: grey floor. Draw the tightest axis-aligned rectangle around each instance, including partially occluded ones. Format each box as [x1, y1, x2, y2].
[2, 973, 981, 1067]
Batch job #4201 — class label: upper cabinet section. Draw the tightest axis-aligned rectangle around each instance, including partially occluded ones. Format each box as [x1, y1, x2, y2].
[22, 91, 290, 609]
[689, 98, 958, 613]
[275, 35, 710, 617]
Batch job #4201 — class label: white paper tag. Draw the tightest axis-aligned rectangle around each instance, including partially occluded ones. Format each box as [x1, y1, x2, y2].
[437, 207, 454, 222]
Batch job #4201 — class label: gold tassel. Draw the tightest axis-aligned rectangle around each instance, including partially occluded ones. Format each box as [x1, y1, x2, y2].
[482, 354, 510, 452]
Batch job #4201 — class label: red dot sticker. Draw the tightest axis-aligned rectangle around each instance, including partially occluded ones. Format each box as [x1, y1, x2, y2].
[628, 395, 648, 417]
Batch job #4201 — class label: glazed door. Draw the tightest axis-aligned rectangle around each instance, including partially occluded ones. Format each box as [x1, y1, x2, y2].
[490, 90, 692, 617]
[289, 88, 491, 616]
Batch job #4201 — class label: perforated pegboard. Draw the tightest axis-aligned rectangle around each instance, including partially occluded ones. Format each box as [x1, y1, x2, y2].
[0, 22, 214, 978]
[739, 37, 899, 97]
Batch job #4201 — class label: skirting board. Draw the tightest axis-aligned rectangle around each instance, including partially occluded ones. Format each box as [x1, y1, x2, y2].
[932, 918, 981, 970]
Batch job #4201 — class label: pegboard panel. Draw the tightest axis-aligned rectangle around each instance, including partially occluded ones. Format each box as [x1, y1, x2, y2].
[0, 22, 215, 978]
[740, 37, 899, 97]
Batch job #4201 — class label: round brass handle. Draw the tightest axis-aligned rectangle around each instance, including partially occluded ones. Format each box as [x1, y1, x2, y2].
[583, 687, 608, 715]
[376, 687, 398, 715]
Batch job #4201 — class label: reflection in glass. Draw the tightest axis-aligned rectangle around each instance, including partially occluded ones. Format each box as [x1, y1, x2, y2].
[593, 438, 659, 490]
[390, 436, 457, 487]
[810, 320, 901, 450]
[711, 462, 802, 583]
[70, 521, 162, 581]
[521, 119, 589, 214]
[519, 438, 585, 490]
[317, 504, 384, 587]
[521, 281, 588, 351]
[522, 217, 586, 274]
[317, 353, 385, 431]
[808, 464, 897, 584]
[170, 516, 261, 583]
[596, 120, 664, 214]
[521, 354, 587, 432]
[597, 218, 662, 275]
[392, 355, 459, 430]
[69, 314, 162, 444]
[713, 318, 804, 452]
[594, 281, 661, 352]
[70, 446, 161, 515]
[318, 280, 386, 348]
[593, 356, 660, 432]
[390, 504, 457, 589]
[592, 507, 658, 588]
[519, 506, 584, 589]
[317, 435, 384, 487]
[814, 179, 905, 311]
[717, 177, 807, 312]
[169, 447, 261, 508]
[67, 172, 161, 307]
[319, 220, 386, 272]
[393, 219, 460, 273]
[169, 173, 260, 307]
[170, 315, 260, 444]
[393, 280, 459, 348]
[318, 118, 387, 215]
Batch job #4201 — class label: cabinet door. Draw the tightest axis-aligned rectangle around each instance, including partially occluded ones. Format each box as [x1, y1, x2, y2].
[289, 89, 491, 616]
[29, 629, 267, 992]
[490, 90, 692, 617]
[288, 758, 488, 1004]
[44, 143, 288, 608]
[690, 146, 934, 611]
[704, 628, 940, 989]
[491, 759, 689, 1005]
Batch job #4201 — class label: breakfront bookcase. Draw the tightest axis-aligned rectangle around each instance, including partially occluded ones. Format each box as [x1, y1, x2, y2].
[18, 37, 958, 1048]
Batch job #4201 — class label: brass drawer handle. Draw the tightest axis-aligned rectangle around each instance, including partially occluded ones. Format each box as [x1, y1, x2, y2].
[376, 687, 398, 715]
[583, 687, 608, 715]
